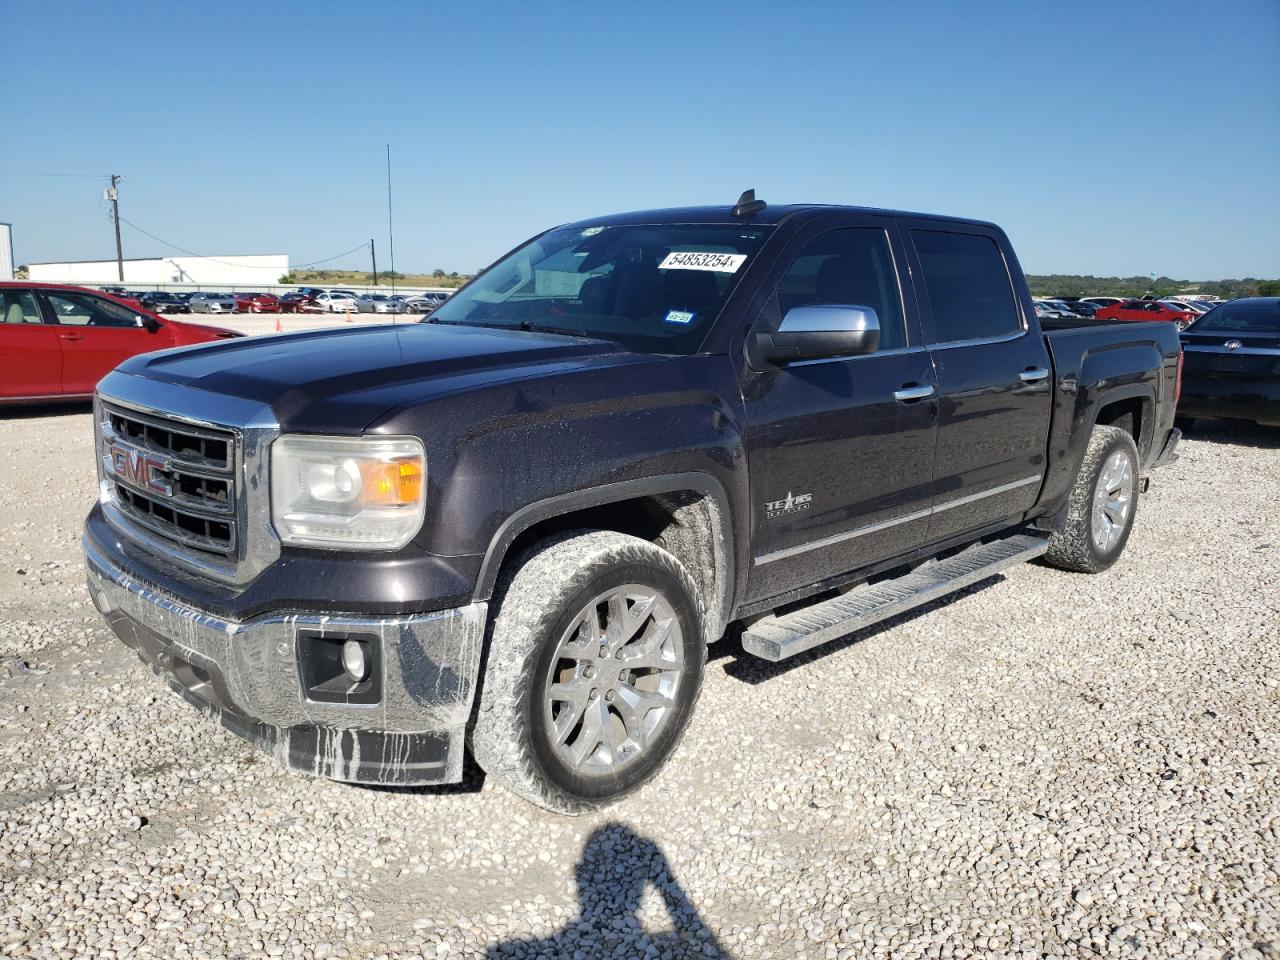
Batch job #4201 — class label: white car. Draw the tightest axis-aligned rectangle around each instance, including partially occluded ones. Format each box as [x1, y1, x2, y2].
[365, 294, 405, 315]
[313, 292, 360, 314]
[189, 292, 238, 314]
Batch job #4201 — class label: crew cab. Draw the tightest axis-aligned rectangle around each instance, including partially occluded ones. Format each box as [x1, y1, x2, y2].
[1, 282, 240, 404]
[82, 196, 1183, 812]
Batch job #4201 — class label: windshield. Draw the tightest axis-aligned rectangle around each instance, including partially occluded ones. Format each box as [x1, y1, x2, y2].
[428, 223, 776, 353]
[1190, 299, 1280, 333]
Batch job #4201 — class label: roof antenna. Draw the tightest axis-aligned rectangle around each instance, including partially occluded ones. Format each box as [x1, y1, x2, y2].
[731, 188, 766, 218]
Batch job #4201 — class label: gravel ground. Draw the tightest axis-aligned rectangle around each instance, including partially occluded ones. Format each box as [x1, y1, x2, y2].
[0, 410, 1277, 960]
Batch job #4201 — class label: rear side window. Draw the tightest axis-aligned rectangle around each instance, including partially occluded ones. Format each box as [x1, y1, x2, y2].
[773, 227, 907, 350]
[1, 289, 43, 324]
[911, 230, 1022, 343]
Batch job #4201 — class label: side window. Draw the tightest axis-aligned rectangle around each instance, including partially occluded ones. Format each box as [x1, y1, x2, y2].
[1, 290, 44, 324]
[910, 230, 1022, 343]
[44, 293, 142, 328]
[773, 227, 907, 351]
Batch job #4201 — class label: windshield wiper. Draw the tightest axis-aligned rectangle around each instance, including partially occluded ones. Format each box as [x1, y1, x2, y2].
[517, 320, 595, 339]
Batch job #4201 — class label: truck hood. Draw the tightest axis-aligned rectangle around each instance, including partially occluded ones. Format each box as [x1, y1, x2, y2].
[116, 322, 633, 429]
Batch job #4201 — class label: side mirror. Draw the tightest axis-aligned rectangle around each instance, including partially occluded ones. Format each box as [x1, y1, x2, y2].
[136, 314, 160, 331]
[748, 304, 881, 366]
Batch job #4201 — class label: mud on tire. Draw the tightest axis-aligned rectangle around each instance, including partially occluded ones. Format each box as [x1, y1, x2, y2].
[470, 530, 706, 814]
[1044, 424, 1141, 574]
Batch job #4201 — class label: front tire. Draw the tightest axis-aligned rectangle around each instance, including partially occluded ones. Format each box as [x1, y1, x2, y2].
[1044, 424, 1140, 573]
[471, 530, 706, 813]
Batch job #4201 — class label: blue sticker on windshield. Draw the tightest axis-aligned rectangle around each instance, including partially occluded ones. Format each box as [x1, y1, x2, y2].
[664, 309, 696, 325]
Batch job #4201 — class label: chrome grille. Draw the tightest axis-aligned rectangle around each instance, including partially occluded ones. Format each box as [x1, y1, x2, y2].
[101, 403, 240, 557]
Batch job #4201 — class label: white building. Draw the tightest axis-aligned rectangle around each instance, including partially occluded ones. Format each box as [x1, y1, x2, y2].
[26, 253, 289, 287]
[0, 224, 14, 281]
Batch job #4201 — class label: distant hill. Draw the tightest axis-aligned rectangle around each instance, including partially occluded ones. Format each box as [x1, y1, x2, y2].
[281, 268, 473, 288]
[1026, 275, 1279, 299]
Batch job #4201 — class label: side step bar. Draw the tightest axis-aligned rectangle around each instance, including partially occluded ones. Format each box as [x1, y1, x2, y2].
[741, 533, 1049, 662]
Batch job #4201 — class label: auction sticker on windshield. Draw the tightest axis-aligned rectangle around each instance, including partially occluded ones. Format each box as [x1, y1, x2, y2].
[658, 251, 748, 272]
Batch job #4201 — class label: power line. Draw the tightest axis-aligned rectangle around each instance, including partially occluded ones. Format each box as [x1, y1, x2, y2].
[0, 171, 112, 179]
[117, 216, 370, 269]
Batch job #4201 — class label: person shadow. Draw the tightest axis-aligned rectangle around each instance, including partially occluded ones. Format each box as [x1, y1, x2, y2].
[485, 822, 735, 959]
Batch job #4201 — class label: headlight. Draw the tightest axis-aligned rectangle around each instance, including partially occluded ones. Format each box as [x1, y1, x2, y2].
[271, 435, 425, 550]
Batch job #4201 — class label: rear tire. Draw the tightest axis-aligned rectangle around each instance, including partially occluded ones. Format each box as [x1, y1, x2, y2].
[471, 530, 705, 814]
[1044, 425, 1140, 574]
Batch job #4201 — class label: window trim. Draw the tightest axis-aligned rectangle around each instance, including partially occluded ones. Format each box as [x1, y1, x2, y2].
[908, 226, 1028, 349]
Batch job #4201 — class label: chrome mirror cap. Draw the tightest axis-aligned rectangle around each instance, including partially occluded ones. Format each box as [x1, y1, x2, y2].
[777, 303, 880, 335]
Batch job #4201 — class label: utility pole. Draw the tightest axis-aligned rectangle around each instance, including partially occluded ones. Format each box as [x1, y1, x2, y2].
[385, 145, 396, 296]
[108, 174, 124, 281]
[370, 238, 378, 286]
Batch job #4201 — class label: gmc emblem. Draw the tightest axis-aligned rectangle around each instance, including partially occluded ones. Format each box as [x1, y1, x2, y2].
[109, 443, 173, 497]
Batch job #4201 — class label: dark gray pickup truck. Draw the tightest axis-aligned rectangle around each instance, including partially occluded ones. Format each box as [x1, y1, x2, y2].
[84, 194, 1182, 812]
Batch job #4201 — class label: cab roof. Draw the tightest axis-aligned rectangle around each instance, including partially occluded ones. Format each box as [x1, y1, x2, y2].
[561, 202, 1001, 231]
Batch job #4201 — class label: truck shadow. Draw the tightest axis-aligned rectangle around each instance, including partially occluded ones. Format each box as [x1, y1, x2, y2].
[484, 822, 734, 959]
[713, 574, 1006, 684]
[1178, 418, 1279, 449]
[2, 400, 93, 419]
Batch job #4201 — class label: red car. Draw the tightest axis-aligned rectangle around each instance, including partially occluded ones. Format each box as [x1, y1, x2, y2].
[234, 292, 281, 314]
[1094, 299, 1197, 330]
[0, 282, 241, 405]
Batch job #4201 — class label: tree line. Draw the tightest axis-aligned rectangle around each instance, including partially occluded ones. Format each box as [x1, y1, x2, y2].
[1027, 275, 1279, 299]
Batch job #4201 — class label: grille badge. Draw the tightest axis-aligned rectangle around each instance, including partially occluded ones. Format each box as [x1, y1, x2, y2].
[108, 442, 174, 498]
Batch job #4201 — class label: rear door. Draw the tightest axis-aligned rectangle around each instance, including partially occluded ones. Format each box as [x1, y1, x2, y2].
[39, 291, 173, 396]
[742, 216, 939, 602]
[0, 288, 63, 399]
[903, 222, 1052, 543]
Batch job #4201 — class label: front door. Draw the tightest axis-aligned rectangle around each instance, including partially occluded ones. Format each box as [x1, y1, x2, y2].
[0, 288, 63, 399]
[903, 223, 1052, 542]
[39, 291, 172, 396]
[742, 221, 939, 603]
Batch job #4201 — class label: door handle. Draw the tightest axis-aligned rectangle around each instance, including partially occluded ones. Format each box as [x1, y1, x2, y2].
[893, 384, 935, 402]
[60, 333, 86, 342]
[1019, 367, 1050, 383]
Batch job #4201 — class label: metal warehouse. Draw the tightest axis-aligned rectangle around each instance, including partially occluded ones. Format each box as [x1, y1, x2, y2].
[26, 253, 289, 286]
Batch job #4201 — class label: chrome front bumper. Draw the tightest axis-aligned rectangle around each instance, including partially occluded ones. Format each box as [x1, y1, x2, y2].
[84, 535, 487, 785]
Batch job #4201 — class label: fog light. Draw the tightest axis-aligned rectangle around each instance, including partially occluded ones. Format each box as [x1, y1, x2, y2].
[341, 639, 369, 682]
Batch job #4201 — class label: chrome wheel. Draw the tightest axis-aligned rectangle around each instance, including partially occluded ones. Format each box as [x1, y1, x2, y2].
[1091, 450, 1134, 553]
[542, 584, 684, 776]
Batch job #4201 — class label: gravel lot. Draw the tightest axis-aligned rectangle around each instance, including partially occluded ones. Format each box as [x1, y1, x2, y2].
[0, 405, 1277, 959]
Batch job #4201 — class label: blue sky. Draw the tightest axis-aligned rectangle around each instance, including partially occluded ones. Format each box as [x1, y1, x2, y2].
[3, 0, 1277, 279]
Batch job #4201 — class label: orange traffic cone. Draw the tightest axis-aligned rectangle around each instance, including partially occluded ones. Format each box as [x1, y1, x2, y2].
[275, 314, 282, 333]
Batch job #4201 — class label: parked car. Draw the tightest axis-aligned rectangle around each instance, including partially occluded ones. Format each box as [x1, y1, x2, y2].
[1033, 299, 1070, 319]
[364, 294, 405, 315]
[313, 292, 359, 313]
[280, 291, 320, 313]
[1082, 297, 1125, 308]
[1177, 297, 1280, 427]
[405, 291, 450, 314]
[0, 282, 240, 404]
[1052, 297, 1098, 318]
[1094, 299, 1198, 330]
[139, 291, 189, 314]
[1160, 298, 1210, 315]
[189, 292, 239, 314]
[1043, 299, 1083, 318]
[82, 196, 1183, 812]
[234, 292, 282, 314]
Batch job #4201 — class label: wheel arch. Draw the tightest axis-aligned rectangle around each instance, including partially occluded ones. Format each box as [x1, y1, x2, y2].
[473, 473, 735, 642]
